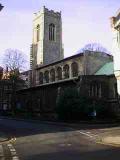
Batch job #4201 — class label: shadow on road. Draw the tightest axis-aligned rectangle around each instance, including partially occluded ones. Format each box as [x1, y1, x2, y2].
[0, 117, 119, 139]
[21, 147, 120, 160]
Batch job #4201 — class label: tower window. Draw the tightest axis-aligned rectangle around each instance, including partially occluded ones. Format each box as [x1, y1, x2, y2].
[37, 24, 40, 42]
[49, 23, 55, 41]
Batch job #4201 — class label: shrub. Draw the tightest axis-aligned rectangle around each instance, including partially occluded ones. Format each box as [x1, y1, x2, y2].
[56, 87, 91, 120]
[56, 87, 118, 121]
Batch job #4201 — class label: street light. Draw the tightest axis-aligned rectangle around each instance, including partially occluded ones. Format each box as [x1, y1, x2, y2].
[0, 3, 4, 11]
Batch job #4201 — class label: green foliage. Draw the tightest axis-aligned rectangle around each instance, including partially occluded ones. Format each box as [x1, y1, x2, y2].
[56, 87, 90, 120]
[94, 102, 118, 119]
[56, 87, 118, 121]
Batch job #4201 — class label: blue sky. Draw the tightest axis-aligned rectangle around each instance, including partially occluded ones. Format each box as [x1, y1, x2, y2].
[0, 0, 119, 68]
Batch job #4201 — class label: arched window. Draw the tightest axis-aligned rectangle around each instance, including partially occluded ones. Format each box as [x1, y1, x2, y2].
[37, 24, 40, 42]
[44, 71, 49, 83]
[71, 62, 78, 77]
[39, 72, 43, 84]
[49, 23, 55, 41]
[50, 69, 55, 82]
[57, 67, 62, 80]
[63, 64, 69, 79]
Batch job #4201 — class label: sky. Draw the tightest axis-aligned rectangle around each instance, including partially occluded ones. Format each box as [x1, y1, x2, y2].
[0, 0, 119, 68]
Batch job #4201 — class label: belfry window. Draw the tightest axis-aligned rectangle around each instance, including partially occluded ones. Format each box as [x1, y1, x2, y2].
[37, 24, 40, 42]
[49, 23, 55, 41]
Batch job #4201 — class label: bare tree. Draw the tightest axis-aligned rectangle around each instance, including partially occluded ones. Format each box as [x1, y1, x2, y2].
[79, 43, 111, 54]
[3, 49, 28, 115]
[3, 49, 28, 73]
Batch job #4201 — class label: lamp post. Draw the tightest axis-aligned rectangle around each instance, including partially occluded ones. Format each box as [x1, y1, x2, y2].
[0, 4, 4, 11]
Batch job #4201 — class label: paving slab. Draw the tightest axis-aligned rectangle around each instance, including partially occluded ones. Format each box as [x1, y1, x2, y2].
[96, 127, 120, 146]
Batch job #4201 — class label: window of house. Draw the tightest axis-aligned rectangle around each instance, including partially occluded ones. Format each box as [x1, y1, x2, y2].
[37, 24, 40, 42]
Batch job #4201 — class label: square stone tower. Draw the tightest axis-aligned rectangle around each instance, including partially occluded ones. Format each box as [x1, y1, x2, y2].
[30, 6, 64, 70]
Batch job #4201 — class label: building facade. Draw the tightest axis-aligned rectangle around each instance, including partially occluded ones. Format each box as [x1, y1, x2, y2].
[17, 75, 118, 119]
[0, 80, 12, 114]
[111, 9, 120, 95]
[35, 51, 113, 86]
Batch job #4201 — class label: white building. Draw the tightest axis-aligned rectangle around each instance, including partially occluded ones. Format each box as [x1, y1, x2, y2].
[111, 9, 120, 95]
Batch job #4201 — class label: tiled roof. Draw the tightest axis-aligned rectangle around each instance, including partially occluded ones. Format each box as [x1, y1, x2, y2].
[95, 62, 114, 75]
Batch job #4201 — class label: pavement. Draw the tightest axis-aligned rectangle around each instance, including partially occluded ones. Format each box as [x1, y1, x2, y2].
[95, 127, 120, 147]
[0, 132, 8, 160]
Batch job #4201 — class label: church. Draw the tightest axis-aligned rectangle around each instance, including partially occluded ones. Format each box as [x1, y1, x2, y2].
[16, 7, 118, 119]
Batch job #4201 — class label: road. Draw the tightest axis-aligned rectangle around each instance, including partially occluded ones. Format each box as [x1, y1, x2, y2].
[0, 118, 120, 160]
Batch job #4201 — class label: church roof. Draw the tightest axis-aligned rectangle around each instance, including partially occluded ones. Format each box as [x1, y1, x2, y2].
[36, 51, 112, 70]
[95, 62, 114, 75]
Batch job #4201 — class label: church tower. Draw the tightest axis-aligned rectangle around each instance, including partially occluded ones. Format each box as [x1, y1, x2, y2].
[30, 6, 64, 70]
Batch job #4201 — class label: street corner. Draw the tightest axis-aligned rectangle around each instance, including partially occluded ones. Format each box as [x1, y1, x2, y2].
[98, 136, 120, 147]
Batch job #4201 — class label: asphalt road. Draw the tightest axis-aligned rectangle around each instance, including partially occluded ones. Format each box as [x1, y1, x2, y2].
[0, 118, 120, 160]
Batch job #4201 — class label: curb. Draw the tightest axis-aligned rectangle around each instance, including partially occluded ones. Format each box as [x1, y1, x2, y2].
[0, 137, 9, 143]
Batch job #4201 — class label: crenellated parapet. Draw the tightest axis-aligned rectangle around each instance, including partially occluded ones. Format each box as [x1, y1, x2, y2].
[34, 6, 61, 20]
